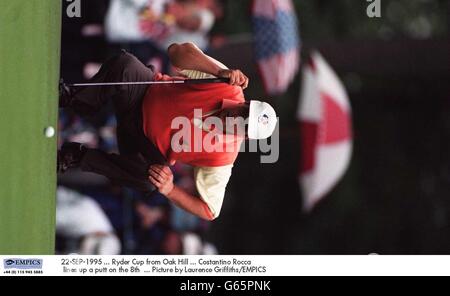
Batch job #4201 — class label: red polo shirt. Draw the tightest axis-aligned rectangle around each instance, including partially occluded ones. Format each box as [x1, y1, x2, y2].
[142, 73, 245, 167]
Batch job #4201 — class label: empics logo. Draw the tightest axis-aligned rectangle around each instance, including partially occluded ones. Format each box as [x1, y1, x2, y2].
[3, 259, 43, 270]
[4, 260, 14, 266]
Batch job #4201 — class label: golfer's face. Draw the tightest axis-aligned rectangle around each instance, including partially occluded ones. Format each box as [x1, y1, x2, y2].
[218, 104, 249, 122]
[217, 104, 249, 136]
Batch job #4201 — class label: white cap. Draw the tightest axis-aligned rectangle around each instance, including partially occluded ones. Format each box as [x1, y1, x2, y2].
[248, 100, 278, 140]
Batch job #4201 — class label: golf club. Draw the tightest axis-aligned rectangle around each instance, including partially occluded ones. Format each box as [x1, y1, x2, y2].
[65, 77, 231, 88]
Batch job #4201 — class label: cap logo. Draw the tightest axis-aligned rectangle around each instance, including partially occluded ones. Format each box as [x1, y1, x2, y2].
[258, 114, 270, 125]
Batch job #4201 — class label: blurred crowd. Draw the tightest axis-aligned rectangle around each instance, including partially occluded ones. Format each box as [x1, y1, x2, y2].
[57, 0, 224, 255]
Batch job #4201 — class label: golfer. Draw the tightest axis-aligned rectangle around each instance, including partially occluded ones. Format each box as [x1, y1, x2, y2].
[59, 42, 277, 220]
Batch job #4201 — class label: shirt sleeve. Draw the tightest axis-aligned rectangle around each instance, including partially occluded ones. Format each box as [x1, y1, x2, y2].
[178, 53, 229, 80]
[179, 69, 216, 80]
[194, 165, 233, 219]
[179, 58, 229, 80]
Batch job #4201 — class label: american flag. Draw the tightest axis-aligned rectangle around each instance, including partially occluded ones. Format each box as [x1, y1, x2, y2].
[252, 0, 301, 96]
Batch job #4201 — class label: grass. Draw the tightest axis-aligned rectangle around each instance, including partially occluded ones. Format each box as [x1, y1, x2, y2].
[0, 0, 61, 254]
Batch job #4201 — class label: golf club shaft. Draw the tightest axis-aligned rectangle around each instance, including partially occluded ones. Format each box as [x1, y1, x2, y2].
[66, 78, 230, 87]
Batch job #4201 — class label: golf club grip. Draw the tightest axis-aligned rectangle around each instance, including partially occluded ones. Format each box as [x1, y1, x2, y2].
[185, 78, 230, 84]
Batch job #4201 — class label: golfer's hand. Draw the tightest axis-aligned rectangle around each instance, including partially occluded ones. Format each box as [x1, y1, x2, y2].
[148, 165, 174, 195]
[218, 69, 249, 89]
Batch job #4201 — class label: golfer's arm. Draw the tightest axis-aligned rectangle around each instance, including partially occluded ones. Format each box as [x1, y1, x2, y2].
[168, 42, 225, 76]
[166, 185, 215, 221]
